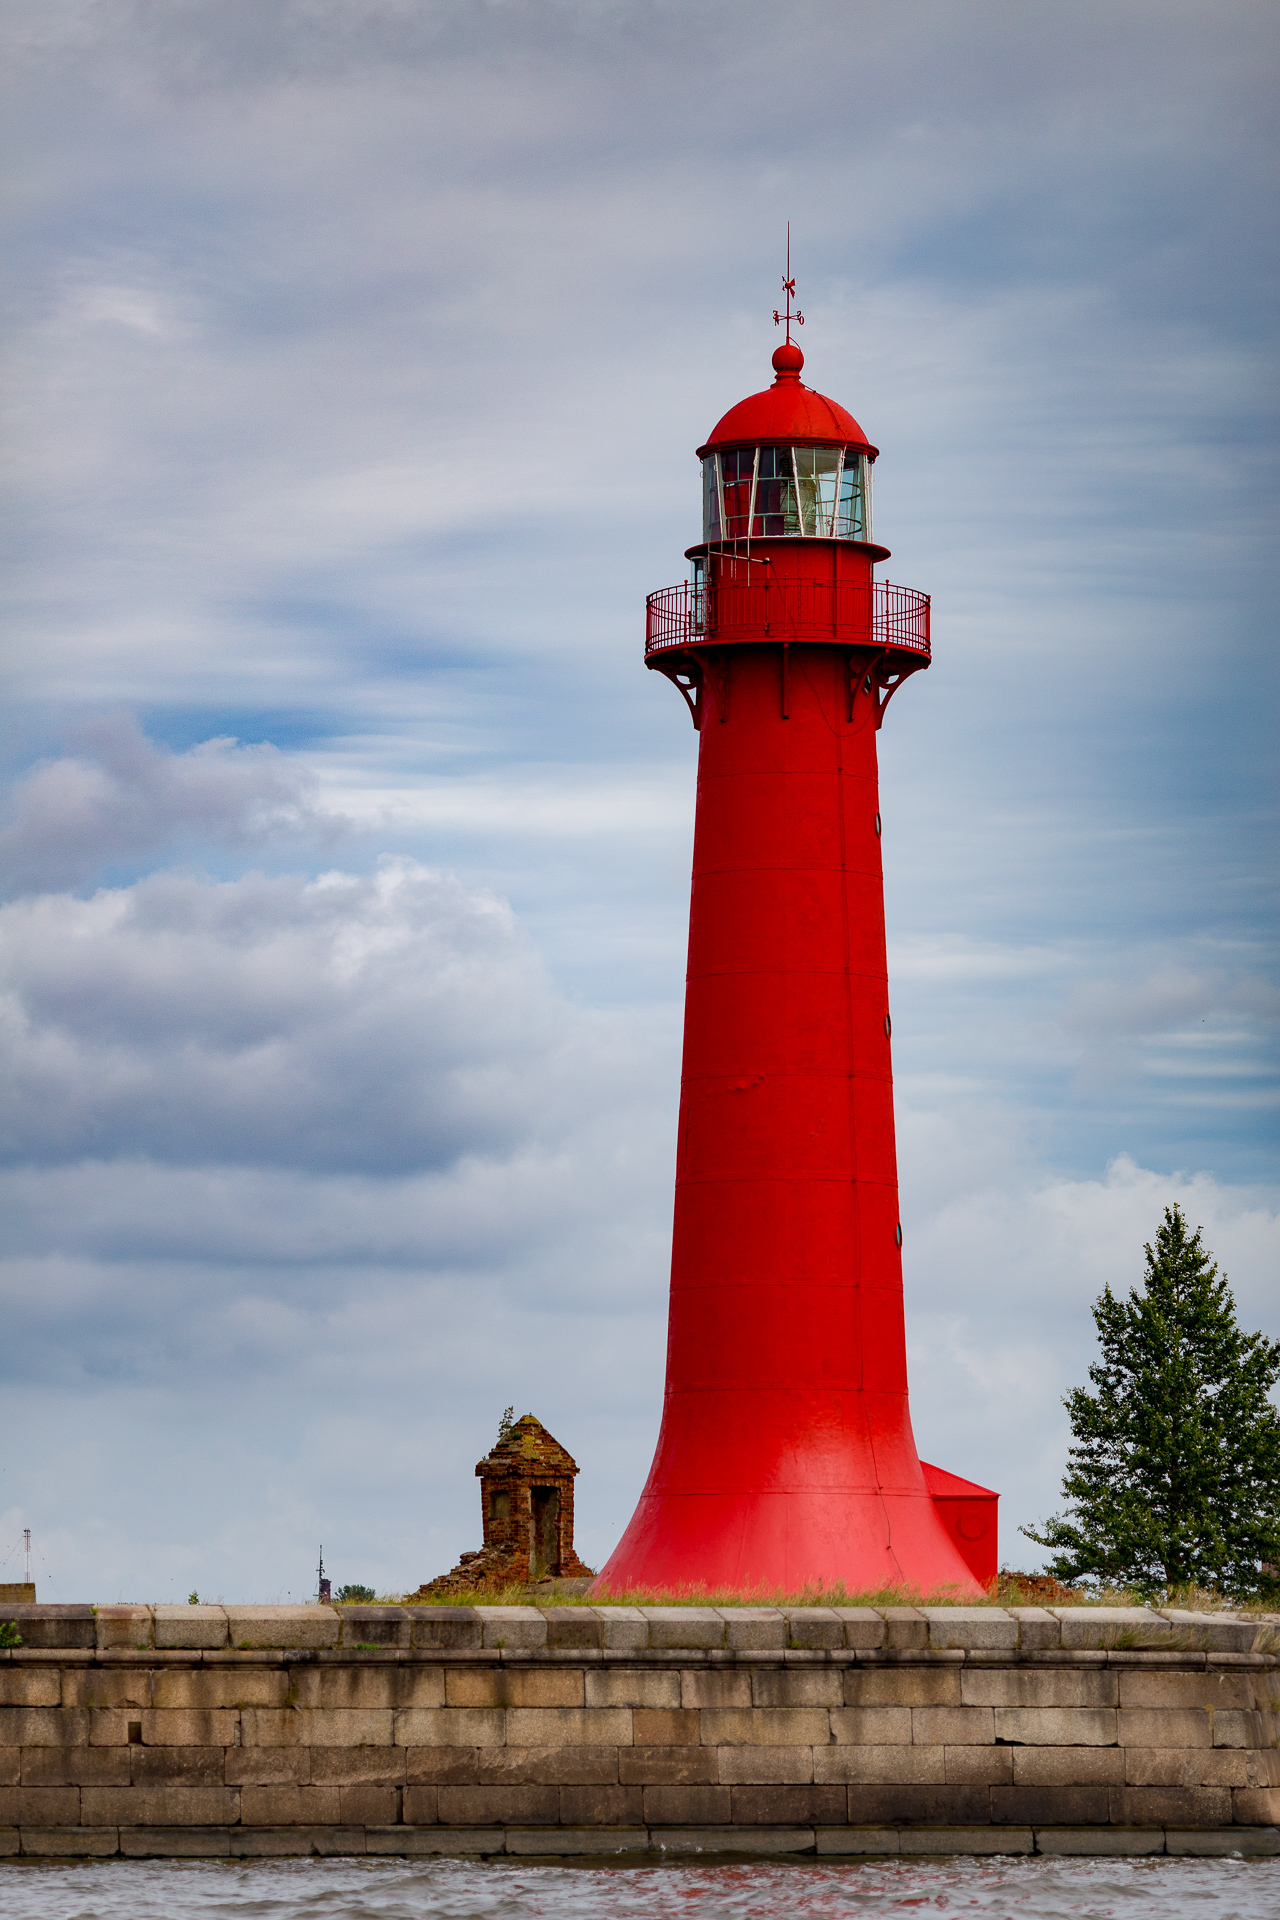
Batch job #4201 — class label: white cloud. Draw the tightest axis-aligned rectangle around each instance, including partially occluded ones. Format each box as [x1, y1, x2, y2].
[317, 764, 693, 844]
[0, 714, 340, 893]
[1062, 964, 1280, 1043]
[68, 282, 180, 339]
[889, 934, 1064, 986]
[0, 854, 671, 1172]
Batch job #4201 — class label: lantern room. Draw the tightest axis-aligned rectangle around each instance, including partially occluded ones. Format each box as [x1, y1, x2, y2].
[695, 339, 879, 548]
[703, 443, 870, 542]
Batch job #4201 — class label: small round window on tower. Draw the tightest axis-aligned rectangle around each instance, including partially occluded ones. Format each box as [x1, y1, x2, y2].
[884, 1014, 892, 1037]
[895, 1222, 903, 1248]
[874, 812, 882, 837]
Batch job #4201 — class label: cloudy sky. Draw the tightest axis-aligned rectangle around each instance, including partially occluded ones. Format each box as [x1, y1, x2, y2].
[2, 0, 1277, 1603]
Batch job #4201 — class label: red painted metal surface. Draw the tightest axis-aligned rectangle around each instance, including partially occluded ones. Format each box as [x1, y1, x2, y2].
[596, 344, 995, 1598]
[699, 342, 876, 455]
[921, 1463, 1000, 1587]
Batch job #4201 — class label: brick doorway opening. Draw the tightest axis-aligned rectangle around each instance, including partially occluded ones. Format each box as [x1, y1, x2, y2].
[530, 1486, 560, 1579]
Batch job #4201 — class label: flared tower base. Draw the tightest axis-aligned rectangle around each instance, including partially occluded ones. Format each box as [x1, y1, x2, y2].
[594, 1389, 993, 1598]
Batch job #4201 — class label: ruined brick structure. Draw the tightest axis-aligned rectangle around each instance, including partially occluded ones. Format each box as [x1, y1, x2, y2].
[418, 1416, 593, 1595]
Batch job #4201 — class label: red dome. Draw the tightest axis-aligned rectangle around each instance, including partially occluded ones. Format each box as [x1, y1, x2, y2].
[698, 343, 876, 457]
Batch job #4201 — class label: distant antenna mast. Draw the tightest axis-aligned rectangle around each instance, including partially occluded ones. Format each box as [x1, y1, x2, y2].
[316, 1546, 330, 1603]
[773, 221, 804, 345]
[23, 1530, 31, 1584]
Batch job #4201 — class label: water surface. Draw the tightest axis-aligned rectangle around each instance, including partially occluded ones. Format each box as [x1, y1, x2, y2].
[2, 1855, 1278, 1920]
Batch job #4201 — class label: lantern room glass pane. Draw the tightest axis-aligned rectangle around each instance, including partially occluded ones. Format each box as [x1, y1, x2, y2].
[837, 452, 869, 539]
[720, 447, 756, 539]
[793, 447, 841, 536]
[702, 456, 722, 541]
[752, 445, 798, 536]
[689, 553, 707, 629]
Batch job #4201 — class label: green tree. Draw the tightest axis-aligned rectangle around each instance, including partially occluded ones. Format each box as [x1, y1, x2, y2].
[1022, 1205, 1280, 1597]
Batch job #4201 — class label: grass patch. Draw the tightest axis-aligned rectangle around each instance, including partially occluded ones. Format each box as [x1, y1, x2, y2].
[376, 1573, 1279, 1612]
[389, 1581, 980, 1609]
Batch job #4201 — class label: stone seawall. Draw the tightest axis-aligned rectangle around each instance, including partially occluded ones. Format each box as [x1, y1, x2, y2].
[1, 1604, 1277, 1859]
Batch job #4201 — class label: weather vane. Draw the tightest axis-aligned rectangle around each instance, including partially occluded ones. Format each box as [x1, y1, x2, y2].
[773, 221, 804, 343]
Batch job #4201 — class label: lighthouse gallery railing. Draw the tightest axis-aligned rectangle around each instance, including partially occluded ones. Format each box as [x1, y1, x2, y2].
[645, 577, 930, 659]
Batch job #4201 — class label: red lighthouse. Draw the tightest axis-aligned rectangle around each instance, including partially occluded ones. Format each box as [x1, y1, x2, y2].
[597, 318, 997, 1598]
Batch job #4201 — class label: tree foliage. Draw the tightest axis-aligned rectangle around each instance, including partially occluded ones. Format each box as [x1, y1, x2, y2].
[1022, 1206, 1280, 1597]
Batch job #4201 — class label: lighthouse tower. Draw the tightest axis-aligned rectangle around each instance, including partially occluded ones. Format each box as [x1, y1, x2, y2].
[597, 317, 997, 1597]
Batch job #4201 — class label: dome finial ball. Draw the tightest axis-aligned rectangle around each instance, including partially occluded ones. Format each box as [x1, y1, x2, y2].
[771, 340, 804, 382]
